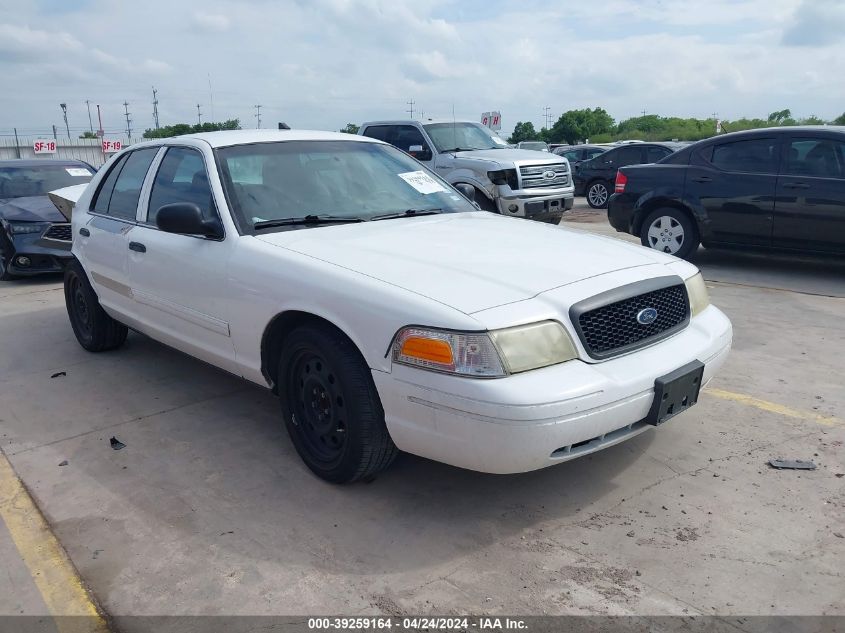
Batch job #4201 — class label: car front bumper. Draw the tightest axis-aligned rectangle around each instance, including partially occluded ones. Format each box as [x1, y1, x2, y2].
[1, 230, 71, 276]
[373, 305, 732, 474]
[495, 186, 574, 222]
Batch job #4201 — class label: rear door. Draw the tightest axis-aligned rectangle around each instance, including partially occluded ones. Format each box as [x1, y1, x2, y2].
[594, 146, 643, 182]
[685, 136, 780, 246]
[773, 135, 845, 253]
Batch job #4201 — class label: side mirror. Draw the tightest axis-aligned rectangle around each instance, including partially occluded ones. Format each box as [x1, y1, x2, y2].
[408, 144, 433, 161]
[454, 183, 476, 202]
[156, 202, 222, 239]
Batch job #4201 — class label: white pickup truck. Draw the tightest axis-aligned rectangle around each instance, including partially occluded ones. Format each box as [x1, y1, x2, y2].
[359, 120, 574, 223]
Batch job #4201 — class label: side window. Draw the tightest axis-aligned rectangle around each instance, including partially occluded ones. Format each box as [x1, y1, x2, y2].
[360, 126, 391, 142]
[562, 150, 580, 161]
[586, 149, 606, 159]
[147, 148, 215, 225]
[390, 125, 427, 152]
[614, 147, 643, 166]
[99, 148, 159, 220]
[91, 154, 129, 215]
[710, 138, 779, 174]
[784, 137, 845, 179]
[647, 146, 672, 162]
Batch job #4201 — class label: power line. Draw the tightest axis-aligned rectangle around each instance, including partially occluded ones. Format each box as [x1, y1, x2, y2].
[152, 87, 160, 130]
[123, 101, 132, 137]
[254, 104, 262, 128]
[406, 99, 415, 119]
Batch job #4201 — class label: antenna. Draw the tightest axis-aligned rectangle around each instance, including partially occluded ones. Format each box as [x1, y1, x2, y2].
[123, 101, 132, 137]
[406, 99, 415, 119]
[152, 87, 160, 129]
[208, 74, 215, 122]
[254, 104, 263, 128]
[196, 103, 202, 126]
[452, 102, 457, 151]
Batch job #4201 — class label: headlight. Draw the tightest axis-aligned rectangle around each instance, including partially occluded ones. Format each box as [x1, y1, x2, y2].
[7, 221, 49, 235]
[487, 169, 519, 189]
[684, 272, 710, 316]
[391, 321, 578, 378]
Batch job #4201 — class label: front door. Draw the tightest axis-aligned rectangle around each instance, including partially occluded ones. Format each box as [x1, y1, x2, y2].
[127, 146, 237, 372]
[773, 135, 845, 253]
[685, 137, 780, 246]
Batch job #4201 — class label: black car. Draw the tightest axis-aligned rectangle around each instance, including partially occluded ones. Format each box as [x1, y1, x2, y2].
[608, 126, 845, 259]
[574, 143, 681, 209]
[0, 159, 95, 280]
[552, 144, 608, 168]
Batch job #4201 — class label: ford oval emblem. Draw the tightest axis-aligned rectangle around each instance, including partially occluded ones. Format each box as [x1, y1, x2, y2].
[637, 307, 658, 325]
[543, 170, 556, 179]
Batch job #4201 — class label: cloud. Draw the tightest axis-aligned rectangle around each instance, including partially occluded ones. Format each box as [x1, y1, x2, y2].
[782, 0, 845, 46]
[191, 12, 230, 32]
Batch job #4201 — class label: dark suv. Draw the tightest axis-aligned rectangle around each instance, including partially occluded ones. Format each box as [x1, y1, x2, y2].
[574, 143, 680, 208]
[608, 126, 845, 259]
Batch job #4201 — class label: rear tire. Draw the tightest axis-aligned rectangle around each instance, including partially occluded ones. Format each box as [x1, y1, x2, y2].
[586, 181, 610, 209]
[279, 324, 398, 483]
[64, 260, 128, 352]
[639, 207, 700, 260]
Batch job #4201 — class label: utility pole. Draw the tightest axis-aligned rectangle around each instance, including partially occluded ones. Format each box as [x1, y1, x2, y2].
[406, 99, 415, 119]
[85, 100, 94, 133]
[254, 104, 262, 128]
[123, 101, 132, 138]
[96, 104, 104, 138]
[543, 106, 551, 129]
[196, 103, 203, 126]
[52, 125, 58, 141]
[641, 109, 647, 117]
[60, 103, 70, 139]
[152, 87, 160, 129]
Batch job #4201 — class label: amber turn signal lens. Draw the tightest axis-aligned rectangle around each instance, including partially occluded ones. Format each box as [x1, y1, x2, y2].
[400, 337, 454, 365]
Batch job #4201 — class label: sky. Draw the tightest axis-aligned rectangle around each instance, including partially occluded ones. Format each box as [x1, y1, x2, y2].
[0, 0, 844, 138]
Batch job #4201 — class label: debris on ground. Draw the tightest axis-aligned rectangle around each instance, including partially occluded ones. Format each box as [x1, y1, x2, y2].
[58, 460, 68, 466]
[109, 436, 126, 450]
[768, 459, 816, 470]
[834, 533, 844, 539]
[50, 371, 66, 378]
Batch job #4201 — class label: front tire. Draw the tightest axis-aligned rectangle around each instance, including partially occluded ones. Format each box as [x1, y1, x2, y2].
[586, 181, 610, 209]
[473, 189, 499, 213]
[279, 325, 398, 483]
[64, 260, 128, 352]
[639, 207, 700, 259]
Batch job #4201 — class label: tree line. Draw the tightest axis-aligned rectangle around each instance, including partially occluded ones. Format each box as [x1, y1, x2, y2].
[508, 108, 845, 145]
[141, 119, 242, 138]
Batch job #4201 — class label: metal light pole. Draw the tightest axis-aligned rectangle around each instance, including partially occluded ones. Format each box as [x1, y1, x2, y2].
[85, 100, 94, 133]
[60, 103, 70, 139]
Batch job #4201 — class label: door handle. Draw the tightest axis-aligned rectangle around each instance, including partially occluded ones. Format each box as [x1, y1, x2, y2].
[782, 182, 810, 189]
[128, 241, 146, 253]
[691, 176, 712, 183]
[79, 227, 90, 237]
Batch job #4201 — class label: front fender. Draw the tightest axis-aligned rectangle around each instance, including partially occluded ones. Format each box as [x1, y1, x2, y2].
[444, 169, 494, 199]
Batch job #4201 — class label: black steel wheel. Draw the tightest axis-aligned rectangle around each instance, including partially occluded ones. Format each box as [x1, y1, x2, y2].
[63, 260, 128, 352]
[279, 324, 397, 483]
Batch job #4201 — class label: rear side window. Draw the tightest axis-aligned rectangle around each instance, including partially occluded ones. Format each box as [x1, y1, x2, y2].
[709, 138, 779, 174]
[91, 148, 159, 220]
[361, 126, 391, 142]
[783, 137, 845, 179]
[147, 148, 215, 225]
[646, 146, 672, 162]
[611, 147, 642, 166]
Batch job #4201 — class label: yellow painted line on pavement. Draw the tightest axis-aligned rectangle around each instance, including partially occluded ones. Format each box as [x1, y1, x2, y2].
[0, 451, 110, 633]
[704, 387, 842, 427]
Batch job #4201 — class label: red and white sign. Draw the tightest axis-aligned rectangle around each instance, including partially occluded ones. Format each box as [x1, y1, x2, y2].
[33, 139, 57, 154]
[102, 139, 123, 154]
[490, 111, 502, 131]
[481, 112, 491, 127]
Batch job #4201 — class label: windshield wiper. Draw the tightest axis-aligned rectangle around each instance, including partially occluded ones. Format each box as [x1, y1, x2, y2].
[253, 214, 364, 230]
[440, 147, 479, 153]
[371, 209, 443, 221]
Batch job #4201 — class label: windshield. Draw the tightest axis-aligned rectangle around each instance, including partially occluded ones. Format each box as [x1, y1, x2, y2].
[423, 122, 505, 152]
[216, 140, 476, 231]
[519, 142, 549, 151]
[0, 164, 94, 199]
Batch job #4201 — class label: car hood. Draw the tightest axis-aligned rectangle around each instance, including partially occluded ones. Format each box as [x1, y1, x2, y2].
[254, 212, 673, 314]
[451, 148, 565, 166]
[0, 195, 66, 223]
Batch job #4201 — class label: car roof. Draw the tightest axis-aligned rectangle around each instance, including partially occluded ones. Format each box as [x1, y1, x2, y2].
[134, 129, 383, 149]
[0, 159, 92, 168]
[708, 125, 845, 141]
[362, 119, 480, 126]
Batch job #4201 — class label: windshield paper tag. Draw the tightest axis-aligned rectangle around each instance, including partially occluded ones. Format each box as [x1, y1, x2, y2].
[65, 168, 91, 177]
[398, 171, 447, 195]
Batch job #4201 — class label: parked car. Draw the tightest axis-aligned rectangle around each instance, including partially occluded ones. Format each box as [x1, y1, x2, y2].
[574, 143, 681, 209]
[608, 126, 845, 259]
[0, 159, 95, 280]
[359, 120, 573, 223]
[62, 130, 731, 483]
[553, 144, 609, 168]
[517, 141, 550, 152]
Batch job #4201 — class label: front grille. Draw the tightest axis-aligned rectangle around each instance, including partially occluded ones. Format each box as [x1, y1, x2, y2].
[570, 279, 690, 360]
[42, 223, 72, 241]
[518, 163, 570, 189]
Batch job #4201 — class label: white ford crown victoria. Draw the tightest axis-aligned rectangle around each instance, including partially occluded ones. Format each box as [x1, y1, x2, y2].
[63, 130, 732, 483]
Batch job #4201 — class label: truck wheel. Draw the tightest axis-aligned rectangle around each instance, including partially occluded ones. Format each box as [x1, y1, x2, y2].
[64, 260, 128, 352]
[586, 181, 610, 209]
[474, 189, 499, 213]
[640, 208, 700, 259]
[279, 324, 398, 483]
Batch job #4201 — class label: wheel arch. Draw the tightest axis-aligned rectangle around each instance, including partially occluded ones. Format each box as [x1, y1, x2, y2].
[632, 198, 697, 236]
